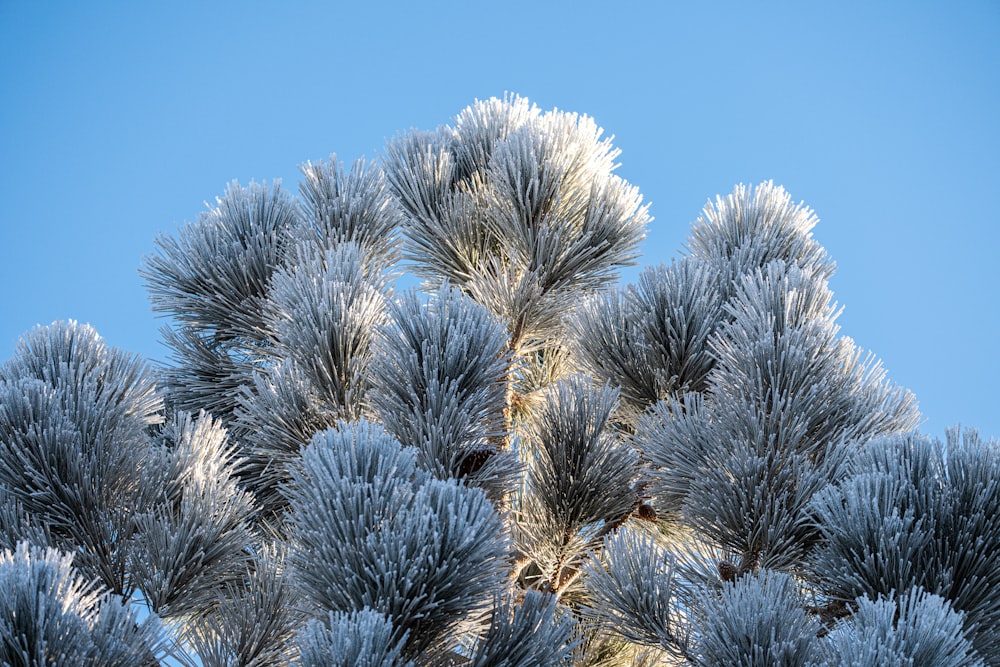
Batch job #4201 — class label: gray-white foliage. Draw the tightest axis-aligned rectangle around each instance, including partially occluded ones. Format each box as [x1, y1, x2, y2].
[685, 181, 835, 289]
[467, 590, 579, 667]
[385, 94, 648, 353]
[296, 156, 401, 271]
[296, 609, 412, 667]
[143, 158, 400, 431]
[157, 324, 258, 422]
[514, 377, 639, 595]
[231, 362, 333, 519]
[143, 181, 298, 420]
[824, 589, 983, 667]
[144, 180, 298, 340]
[810, 429, 1000, 663]
[567, 258, 723, 420]
[0, 322, 300, 665]
[130, 411, 255, 619]
[0, 487, 51, 553]
[145, 161, 400, 518]
[694, 570, 822, 667]
[637, 258, 918, 571]
[0, 320, 162, 594]
[285, 421, 508, 659]
[7, 97, 996, 665]
[580, 528, 691, 658]
[710, 263, 916, 449]
[0, 542, 165, 667]
[182, 544, 301, 667]
[369, 284, 518, 498]
[263, 240, 389, 420]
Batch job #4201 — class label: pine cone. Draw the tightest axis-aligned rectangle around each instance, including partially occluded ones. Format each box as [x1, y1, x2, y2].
[457, 448, 496, 478]
[718, 559, 739, 583]
[636, 503, 658, 522]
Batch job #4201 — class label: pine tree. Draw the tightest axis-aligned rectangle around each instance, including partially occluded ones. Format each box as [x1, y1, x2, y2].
[2, 95, 997, 666]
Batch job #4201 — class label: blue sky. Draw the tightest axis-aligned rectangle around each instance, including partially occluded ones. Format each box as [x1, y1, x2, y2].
[1, 1, 998, 439]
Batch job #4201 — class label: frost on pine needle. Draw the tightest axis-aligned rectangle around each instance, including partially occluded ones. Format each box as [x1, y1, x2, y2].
[130, 411, 255, 619]
[685, 181, 835, 289]
[142, 181, 297, 423]
[810, 429, 1000, 663]
[637, 257, 917, 572]
[296, 608, 412, 667]
[296, 156, 402, 273]
[579, 528, 691, 659]
[0, 320, 162, 595]
[369, 284, 518, 499]
[0, 480, 57, 555]
[567, 258, 724, 422]
[385, 93, 648, 354]
[6, 96, 996, 665]
[0, 542, 166, 667]
[143, 180, 298, 340]
[232, 362, 334, 518]
[285, 420, 508, 660]
[695, 570, 821, 667]
[143, 161, 400, 435]
[467, 590, 579, 667]
[264, 240, 389, 421]
[182, 544, 301, 667]
[824, 589, 983, 667]
[513, 377, 639, 595]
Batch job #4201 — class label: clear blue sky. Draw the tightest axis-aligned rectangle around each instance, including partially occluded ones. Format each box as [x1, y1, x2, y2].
[1, 1, 998, 439]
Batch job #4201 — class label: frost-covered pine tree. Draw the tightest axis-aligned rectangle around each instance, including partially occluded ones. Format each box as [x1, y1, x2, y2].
[2, 95, 998, 666]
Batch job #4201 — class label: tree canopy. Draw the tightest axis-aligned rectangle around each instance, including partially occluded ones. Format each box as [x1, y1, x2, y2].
[1, 95, 997, 666]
